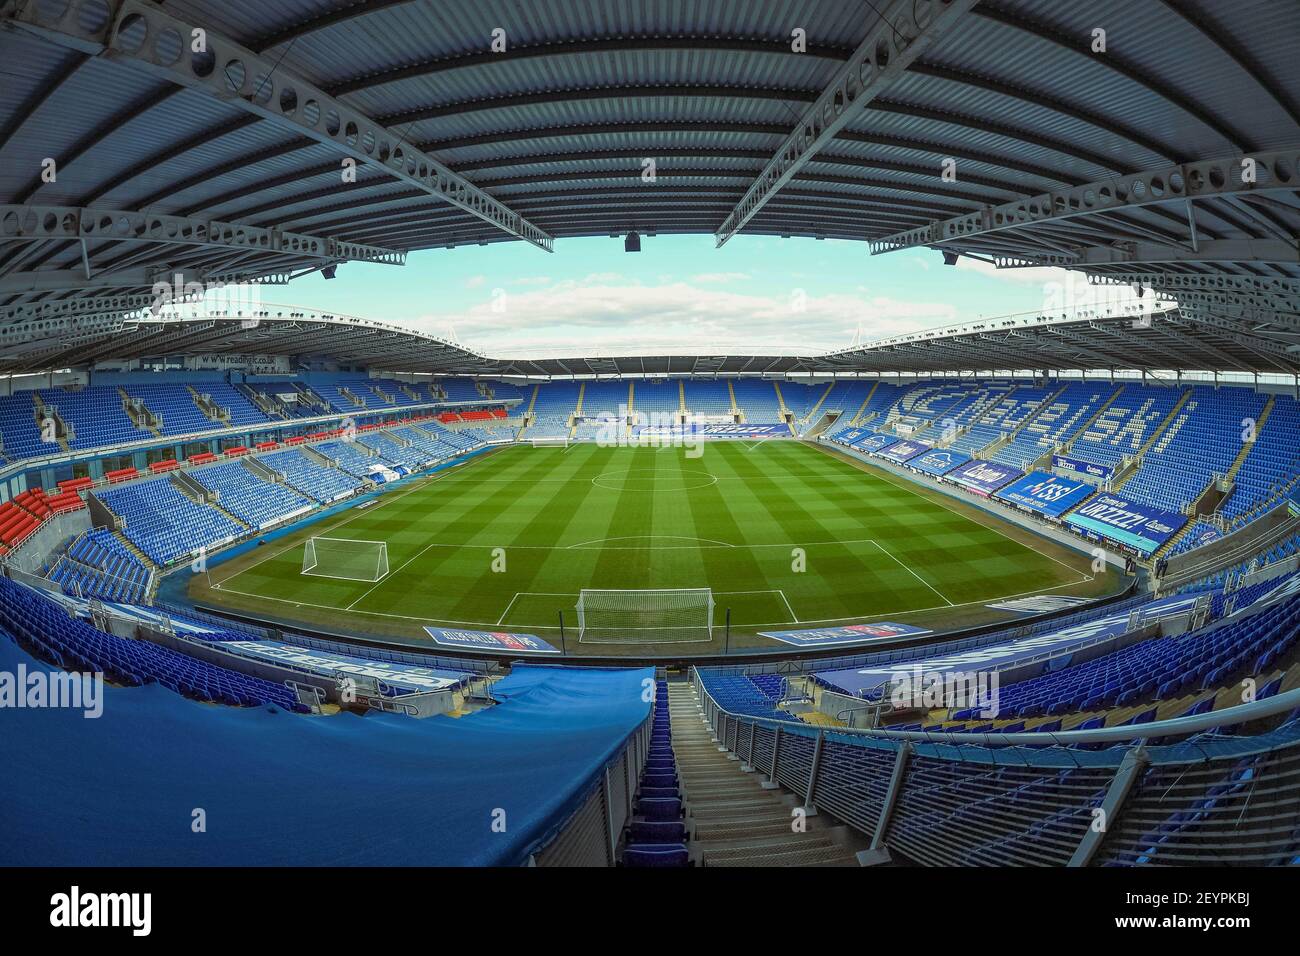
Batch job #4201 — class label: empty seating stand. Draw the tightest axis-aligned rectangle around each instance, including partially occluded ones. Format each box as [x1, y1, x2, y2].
[49, 528, 152, 603]
[620, 679, 691, 867]
[0, 577, 307, 712]
[260, 449, 362, 502]
[191, 462, 313, 529]
[97, 477, 245, 566]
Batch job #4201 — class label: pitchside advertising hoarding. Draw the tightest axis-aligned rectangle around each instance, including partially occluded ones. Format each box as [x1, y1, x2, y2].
[633, 423, 786, 439]
[994, 471, 1096, 518]
[1064, 493, 1188, 555]
[875, 439, 931, 463]
[814, 592, 1204, 697]
[1051, 453, 1114, 481]
[423, 627, 560, 653]
[945, 459, 1023, 496]
[852, 433, 896, 452]
[909, 448, 972, 477]
[758, 621, 933, 648]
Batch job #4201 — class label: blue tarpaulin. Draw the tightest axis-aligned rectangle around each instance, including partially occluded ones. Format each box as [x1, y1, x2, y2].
[0, 636, 650, 866]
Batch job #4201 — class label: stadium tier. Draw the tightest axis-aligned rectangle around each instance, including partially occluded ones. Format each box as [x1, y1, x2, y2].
[3, 0, 1300, 884]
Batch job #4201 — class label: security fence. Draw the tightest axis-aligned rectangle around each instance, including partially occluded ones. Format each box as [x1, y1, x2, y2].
[693, 670, 1300, 866]
[531, 711, 653, 867]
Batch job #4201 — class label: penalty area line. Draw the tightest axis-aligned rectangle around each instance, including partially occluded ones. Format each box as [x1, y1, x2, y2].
[870, 538, 954, 607]
[496, 592, 522, 625]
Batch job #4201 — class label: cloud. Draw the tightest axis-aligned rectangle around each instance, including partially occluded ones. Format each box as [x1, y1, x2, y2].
[953, 256, 1066, 286]
[954, 256, 1146, 314]
[690, 272, 751, 283]
[463, 274, 487, 289]
[407, 276, 959, 355]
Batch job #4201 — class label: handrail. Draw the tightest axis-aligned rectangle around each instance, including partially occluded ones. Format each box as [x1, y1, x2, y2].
[693, 666, 1300, 748]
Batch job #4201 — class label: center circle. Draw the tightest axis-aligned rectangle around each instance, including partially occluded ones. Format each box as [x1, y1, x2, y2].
[592, 468, 718, 492]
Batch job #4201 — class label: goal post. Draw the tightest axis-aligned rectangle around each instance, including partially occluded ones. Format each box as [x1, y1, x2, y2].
[575, 588, 714, 643]
[301, 536, 389, 583]
[530, 435, 569, 448]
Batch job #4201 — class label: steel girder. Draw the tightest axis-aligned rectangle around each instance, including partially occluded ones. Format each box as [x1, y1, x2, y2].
[0, 204, 405, 265]
[985, 239, 1298, 270]
[0, 265, 207, 294]
[1, 0, 555, 253]
[713, 0, 981, 246]
[870, 145, 1300, 254]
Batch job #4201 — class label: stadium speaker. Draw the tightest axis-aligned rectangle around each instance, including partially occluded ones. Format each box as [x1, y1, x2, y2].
[942, 251, 959, 266]
[624, 231, 641, 253]
[322, 264, 338, 279]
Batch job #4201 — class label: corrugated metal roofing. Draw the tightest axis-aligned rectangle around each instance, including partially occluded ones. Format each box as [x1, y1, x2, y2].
[0, 0, 1296, 373]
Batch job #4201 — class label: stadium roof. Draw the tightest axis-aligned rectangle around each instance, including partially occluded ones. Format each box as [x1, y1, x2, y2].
[1, 0, 1298, 373]
[3, 298, 1294, 378]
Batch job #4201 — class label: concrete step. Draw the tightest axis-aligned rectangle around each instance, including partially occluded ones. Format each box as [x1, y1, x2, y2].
[687, 801, 792, 822]
[692, 820, 801, 843]
[700, 835, 849, 867]
[685, 790, 777, 808]
[663, 683, 865, 867]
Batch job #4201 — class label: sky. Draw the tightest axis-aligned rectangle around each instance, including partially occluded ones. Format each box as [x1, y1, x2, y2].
[209, 233, 1144, 358]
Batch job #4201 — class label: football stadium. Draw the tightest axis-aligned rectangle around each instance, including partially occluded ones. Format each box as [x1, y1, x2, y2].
[2, 0, 1300, 893]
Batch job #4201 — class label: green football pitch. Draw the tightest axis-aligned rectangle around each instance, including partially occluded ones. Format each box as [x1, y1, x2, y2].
[194, 441, 1114, 652]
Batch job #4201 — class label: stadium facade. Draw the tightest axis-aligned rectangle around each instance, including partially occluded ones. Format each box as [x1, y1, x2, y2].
[1, 0, 1299, 878]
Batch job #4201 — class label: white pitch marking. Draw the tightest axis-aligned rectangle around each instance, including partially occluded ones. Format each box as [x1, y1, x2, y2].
[869, 538, 955, 607]
[496, 592, 522, 626]
[776, 588, 800, 623]
[209, 574, 1102, 633]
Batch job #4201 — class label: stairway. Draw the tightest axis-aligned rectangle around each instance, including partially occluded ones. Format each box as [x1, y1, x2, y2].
[801, 382, 836, 430]
[1226, 395, 1275, 482]
[668, 683, 860, 867]
[111, 530, 157, 571]
[849, 381, 878, 425]
[569, 381, 585, 440]
[625, 380, 635, 438]
[1115, 387, 1193, 489]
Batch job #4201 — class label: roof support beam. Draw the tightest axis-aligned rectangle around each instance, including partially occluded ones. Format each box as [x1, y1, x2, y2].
[0, 266, 203, 295]
[0, 204, 404, 266]
[714, 0, 981, 246]
[1071, 240, 1298, 268]
[2, 0, 554, 252]
[872, 146, 1300, 255]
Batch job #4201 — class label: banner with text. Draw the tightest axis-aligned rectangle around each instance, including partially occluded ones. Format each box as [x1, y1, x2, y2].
[423, 628, 560, 654]
[994, 471, 1097, 518]
[1052, 454, 1114, 481]
[758, 621, 933, 648]
[875, 439, 932, 464]
[852, 433, 897, 453]
[909, 448, 972, 477]
[1064, 493, 1188, 555]
[945, 459, 1023, 496]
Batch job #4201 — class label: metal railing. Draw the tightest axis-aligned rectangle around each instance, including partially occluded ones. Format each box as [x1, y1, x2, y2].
[692, 669, 1300, 866]
[531, 711, 653, 867]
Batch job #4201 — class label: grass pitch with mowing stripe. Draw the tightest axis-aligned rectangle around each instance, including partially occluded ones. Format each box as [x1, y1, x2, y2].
[195, 441, 1115, 653]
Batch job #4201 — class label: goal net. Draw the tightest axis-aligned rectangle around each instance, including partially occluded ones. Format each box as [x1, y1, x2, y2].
[530, 435, 569, 448]
[575, 588, 714, 643]
[302, 537, 389, 582]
